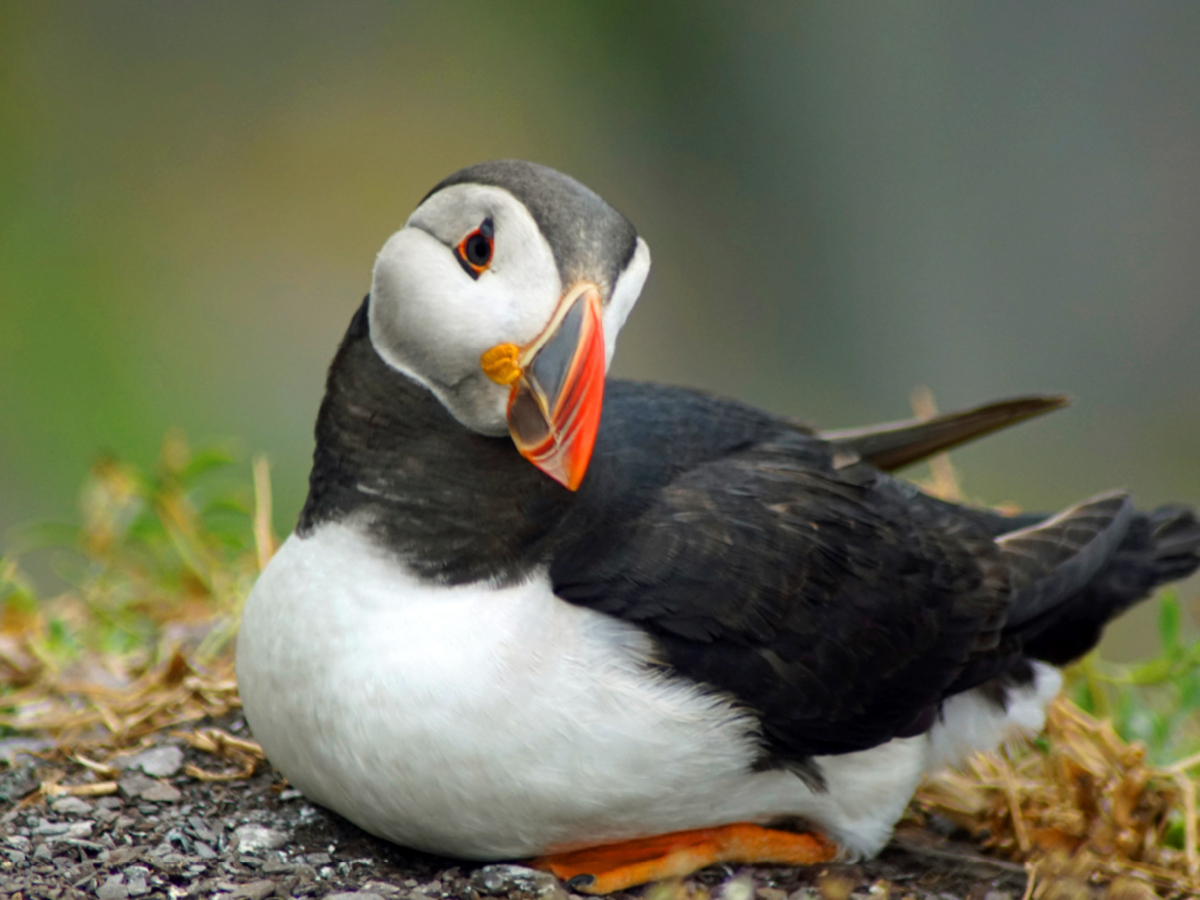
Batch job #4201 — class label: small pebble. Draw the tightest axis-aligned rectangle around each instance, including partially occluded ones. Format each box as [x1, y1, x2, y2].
[231, 879, 278, 900]
[51, 796, 93, 816]
[124, 866, 150, 897]
[117, 774, 160, 801]
[469, 864, 561, 898]
[139, 781, 182, 803]
[120, 746, 185, 779]
[325, 893, 386, 900]
[721, 877, 756, 900]
[97, 874, 129, 900]
[33, 821, 72, 836]
[233, 824, 290, 854]
[66, 821, 94, 839]
[817, 874, 856, 900]
[361, 881, 403, 896]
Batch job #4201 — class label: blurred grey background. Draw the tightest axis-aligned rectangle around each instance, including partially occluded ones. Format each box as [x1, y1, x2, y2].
[2, 2, 1197, 656]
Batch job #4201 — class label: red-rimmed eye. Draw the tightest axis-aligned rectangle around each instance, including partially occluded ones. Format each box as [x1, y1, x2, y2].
[455, 217, 494, 279]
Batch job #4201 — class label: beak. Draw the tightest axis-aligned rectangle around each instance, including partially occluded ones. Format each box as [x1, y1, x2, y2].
[481, 284, 606, 491]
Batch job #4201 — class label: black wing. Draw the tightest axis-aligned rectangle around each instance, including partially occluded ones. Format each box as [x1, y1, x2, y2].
[552, 411, 1136, 762]
[552, 430, 1017, 760]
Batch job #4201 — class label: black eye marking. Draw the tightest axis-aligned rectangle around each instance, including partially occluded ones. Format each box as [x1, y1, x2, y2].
[455, 217, 494, 280]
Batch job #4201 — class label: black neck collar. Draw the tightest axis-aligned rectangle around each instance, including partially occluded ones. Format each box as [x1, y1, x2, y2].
[298, 297, 577, 584]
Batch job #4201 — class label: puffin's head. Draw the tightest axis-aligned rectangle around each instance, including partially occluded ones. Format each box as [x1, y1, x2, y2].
[369, 160, 651, 490]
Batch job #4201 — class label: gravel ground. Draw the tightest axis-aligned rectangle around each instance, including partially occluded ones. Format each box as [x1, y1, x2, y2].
[0, 716, 1029, 900]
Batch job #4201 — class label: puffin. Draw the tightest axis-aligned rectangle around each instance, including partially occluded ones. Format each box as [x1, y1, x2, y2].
[236, 160, 1200, 894]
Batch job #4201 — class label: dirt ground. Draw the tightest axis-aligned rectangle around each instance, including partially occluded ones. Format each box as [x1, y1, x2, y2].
[0, 711, 1035, 900]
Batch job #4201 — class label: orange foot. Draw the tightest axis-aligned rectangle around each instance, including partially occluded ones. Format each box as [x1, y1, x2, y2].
[530, 823, 838, 894]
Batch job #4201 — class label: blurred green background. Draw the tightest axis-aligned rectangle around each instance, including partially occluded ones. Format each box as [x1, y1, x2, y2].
[2, 2, 1197, 657]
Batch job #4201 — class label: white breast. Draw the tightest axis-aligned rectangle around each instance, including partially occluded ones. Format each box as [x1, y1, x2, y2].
[236, 521, 1057, 861]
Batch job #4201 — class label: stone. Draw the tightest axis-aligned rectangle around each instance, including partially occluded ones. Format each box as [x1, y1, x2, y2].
[104, 847, 143, 867]
[61, 822, 94, 840]
[360, 882, 403, 896]
[470, 864, 562, 898]
[720, 877, 756, 900]
[188, 815, 218, 842]
[231, 879, 278, 900]
[124, 865, 150, 897]
[325, 894, 385, 900]
[33, 821, 73, 836]
[6, 835, 32, 852]
[97, 875, 129, 900]
[121, 746, 185, 779]
[118, 774, 158, 800]
[139, 781, 182, 803]
[50, 796, 93, 816]
[233, 824, 289, 854]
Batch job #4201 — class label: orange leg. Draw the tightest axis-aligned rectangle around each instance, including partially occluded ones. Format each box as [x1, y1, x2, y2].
[530, 823, 837, 894]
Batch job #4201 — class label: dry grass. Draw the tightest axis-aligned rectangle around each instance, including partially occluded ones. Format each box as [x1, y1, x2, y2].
[908, 389, 1200, 898]
[0, 435, 267, 803]
[914, 700, 1199, 897]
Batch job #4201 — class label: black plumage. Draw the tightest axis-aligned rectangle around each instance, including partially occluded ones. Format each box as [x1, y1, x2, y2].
[300, 296, 1200, 771]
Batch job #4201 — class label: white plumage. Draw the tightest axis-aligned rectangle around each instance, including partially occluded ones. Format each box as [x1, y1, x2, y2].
[237, 519, 1060, 861]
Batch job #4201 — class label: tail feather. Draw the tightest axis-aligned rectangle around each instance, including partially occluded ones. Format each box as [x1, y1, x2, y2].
[997, 490, 1134, 632]
[1019, 503, 1200, 665]
[1147, 504, 1200, 577]
[819, 394, 1069, 472]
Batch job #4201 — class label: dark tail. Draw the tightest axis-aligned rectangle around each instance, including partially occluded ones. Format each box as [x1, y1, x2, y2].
[1019, 503, 1200, 664]
[966, 500, 1200, 666]
[820, 394, 1069, 472]
[939, 497, 1199, 701]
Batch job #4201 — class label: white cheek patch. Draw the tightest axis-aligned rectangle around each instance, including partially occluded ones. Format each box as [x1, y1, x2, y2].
[603, 238, 651, 369]
[367, 187, 569, 436]
[370, 228, 485, 391]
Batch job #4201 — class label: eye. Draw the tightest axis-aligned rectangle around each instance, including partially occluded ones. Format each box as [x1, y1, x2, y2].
[455, 218, 494, 279]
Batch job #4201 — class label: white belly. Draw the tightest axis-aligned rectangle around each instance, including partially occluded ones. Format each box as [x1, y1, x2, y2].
[236, 522, 1055, 860]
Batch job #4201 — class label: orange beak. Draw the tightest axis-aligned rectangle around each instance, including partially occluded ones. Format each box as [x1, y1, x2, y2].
[481, 284, 606, 491]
